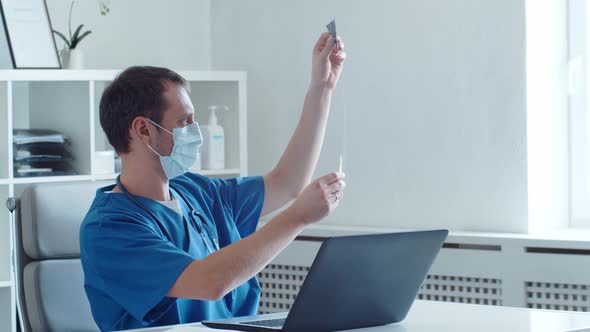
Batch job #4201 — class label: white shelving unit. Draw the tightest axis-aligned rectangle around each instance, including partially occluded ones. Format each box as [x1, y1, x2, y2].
[0, 69, 248, 332]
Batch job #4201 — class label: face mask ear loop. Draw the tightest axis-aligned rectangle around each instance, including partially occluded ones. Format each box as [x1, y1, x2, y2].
[147, 118, 173, 135]
[145, 143, 164, 158]
[145, 118, 172, 158]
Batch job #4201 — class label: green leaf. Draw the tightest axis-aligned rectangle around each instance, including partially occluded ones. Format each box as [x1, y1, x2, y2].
[71, 30, 91, 49]
[68, 0, 75, 39]
[71, 24, 84, 44]
[52, 30, 71, 48]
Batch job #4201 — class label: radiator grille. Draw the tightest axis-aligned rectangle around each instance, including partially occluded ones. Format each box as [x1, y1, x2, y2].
[257, 264, 310, 314]
[417, 274, 503, 306]
[525, 281, 590, 312]
[258, 265, 504, 313]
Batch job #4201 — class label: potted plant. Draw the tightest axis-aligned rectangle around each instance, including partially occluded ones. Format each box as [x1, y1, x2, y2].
[52, 0, 111, 69]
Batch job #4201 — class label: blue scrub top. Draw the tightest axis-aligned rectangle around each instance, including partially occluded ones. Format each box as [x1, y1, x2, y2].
[80, 173, 265, 331]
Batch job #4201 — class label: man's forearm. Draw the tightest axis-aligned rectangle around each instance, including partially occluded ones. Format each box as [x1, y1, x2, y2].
[167, 207, 305, 300]
[274, 85, 333, 197]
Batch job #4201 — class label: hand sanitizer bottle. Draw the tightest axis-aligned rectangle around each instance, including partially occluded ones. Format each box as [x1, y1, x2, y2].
[201, 105, 226, 170]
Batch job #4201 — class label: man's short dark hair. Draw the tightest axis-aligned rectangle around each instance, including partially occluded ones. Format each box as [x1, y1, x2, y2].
[100, 66, 189, 153]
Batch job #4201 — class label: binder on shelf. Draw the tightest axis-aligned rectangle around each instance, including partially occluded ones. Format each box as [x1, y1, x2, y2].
[13, 129, 66, 144]
[12, 129, 76, 178]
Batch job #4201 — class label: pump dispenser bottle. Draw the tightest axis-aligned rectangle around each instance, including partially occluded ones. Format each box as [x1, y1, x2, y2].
[201, 105, 226, 170]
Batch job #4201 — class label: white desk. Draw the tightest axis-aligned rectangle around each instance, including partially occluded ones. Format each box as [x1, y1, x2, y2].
[125, 300, 590, 332]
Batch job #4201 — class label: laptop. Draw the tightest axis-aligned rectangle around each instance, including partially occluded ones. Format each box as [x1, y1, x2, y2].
[202, 229, 448, 332]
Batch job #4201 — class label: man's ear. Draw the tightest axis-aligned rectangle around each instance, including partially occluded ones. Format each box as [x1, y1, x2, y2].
[130, 116, 152, 145]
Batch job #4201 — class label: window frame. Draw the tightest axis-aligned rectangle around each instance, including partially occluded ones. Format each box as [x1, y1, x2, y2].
[569, 0, 590, 227]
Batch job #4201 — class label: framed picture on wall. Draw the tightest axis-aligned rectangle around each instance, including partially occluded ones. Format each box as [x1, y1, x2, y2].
[0, 4, 12, 69]
[0, 0, 60, 69]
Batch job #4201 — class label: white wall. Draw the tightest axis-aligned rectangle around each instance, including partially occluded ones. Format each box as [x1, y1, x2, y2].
[45, 0, 211, 69]
[37, 1, 565, 234]
[211, 0, 529, 233]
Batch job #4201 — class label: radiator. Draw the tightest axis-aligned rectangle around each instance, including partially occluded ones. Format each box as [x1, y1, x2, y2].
[257, 235, 590, 313]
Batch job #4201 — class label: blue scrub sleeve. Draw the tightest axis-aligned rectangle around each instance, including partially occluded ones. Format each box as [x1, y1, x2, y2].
[81, 213, 195, 324]
[212, 176, 265, 237]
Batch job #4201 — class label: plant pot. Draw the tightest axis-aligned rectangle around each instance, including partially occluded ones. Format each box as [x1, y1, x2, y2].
[60, 48, 84, 69]
[59, 48, 69, 68]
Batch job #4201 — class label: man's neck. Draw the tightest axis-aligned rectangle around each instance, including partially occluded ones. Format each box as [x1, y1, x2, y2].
[116, 155, 171, 201]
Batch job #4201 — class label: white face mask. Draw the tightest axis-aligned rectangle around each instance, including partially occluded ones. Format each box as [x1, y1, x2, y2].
[146, 119, 203, 179]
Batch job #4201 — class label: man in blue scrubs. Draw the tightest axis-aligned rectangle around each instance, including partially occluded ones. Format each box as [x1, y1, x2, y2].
[80, 33, 346, 331]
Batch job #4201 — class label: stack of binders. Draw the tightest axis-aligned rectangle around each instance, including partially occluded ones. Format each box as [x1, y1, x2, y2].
[13, 129, 77, 177]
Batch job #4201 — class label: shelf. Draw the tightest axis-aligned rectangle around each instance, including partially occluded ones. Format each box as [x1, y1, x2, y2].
[3, 172, 247, 184]
[0, 286, 13, 332]
[196, 168, 242, 176]
[92, 173, 119, 181]
[3, 169, 243, 184]
[0, 69, 248, 332]
[10, 175, 93, 184]
[0, 183, 11, 286]
[92, 169, 242, 181]
[0, 70, 246, 82]
[0, 81, 7, 179]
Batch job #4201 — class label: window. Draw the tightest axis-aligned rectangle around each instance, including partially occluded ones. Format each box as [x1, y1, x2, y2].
[569, 0, 590, 226]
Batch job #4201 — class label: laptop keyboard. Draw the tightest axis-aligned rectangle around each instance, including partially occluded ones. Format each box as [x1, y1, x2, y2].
[241, 318, 286, 328]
